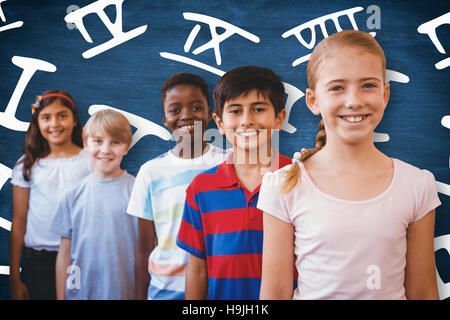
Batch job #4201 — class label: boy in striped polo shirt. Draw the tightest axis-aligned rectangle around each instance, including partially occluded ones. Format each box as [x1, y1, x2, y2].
[177, 66, 292, 299]
[127, 73, 228, 299]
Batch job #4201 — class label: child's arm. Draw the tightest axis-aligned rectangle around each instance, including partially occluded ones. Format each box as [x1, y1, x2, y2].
[55, 237, 72, 300]
[9, 186, 30, 300]
[185, 254, 208, 299]
[135, 218, 156, 300]
[260, 212, 294, 300]
[404, 210, 439, 299]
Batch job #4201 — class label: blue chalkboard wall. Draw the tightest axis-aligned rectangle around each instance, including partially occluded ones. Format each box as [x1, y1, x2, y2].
[0, 0, 448, 300]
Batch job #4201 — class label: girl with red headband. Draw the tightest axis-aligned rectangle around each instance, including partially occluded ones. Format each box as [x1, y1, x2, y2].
[9, 89, 92, 299]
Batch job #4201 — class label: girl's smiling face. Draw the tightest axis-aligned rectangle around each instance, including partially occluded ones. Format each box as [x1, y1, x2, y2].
[306, 46, 390, 146]
[37, 101, 77, 149]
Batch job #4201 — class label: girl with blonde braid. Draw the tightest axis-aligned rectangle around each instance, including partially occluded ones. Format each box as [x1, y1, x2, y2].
[257, 30, 441, 300]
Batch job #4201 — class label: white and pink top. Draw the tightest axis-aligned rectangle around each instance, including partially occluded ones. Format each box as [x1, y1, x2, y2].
[258, 158, 441, 300]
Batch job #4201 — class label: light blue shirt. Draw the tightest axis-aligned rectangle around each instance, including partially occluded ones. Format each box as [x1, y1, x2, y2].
[51, 172, 138, 300]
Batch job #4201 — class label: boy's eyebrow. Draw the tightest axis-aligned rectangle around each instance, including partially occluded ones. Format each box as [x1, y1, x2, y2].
[225, 101, 269, 108]
[324, 79, 344, 85]
[190, 99, 206, 104]
[251, 101, 269, 106]
[167, 100, 205, 107]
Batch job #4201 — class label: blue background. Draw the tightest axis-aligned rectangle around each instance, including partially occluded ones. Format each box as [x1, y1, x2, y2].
[0, 0, 448, 299]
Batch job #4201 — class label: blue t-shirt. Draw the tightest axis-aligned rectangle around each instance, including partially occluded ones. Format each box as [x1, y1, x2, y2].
[51, 172, 138, 300]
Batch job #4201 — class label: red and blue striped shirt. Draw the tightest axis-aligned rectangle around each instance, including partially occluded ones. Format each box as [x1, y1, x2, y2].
[176, 152, 292, 299]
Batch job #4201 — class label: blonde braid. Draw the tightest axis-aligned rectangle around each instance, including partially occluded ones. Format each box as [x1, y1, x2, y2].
[280, 119, 326, 194]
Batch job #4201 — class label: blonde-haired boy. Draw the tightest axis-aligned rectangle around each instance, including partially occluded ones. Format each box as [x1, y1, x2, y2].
[51, 109, 138, 299]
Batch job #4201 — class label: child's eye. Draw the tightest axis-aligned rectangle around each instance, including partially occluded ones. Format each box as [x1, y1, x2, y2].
[254, 107, 266, 113]
[363, 83, 377, 89]
[170, 109, 180, 114]
[192, 105, 203, 111]
[329, 86, 343, 92]
[229, 109, 241, 114]
[112, 140, 121, 145]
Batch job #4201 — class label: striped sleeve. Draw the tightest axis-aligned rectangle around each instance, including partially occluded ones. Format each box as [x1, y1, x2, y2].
[176, 182, 206, 259]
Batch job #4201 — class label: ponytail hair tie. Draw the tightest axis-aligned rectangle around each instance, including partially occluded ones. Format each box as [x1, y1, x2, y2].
[31, 95, 42, 114]
[292, 151, 301, 164]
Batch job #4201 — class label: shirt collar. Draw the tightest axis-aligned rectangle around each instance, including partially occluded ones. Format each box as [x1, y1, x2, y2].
[216, 149, 287, 188]
[216, 153, 238, 188]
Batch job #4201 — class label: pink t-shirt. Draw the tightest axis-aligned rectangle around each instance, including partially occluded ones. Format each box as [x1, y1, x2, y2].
[257, 158, 441, 300]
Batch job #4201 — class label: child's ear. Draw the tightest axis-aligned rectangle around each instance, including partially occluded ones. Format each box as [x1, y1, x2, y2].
[305, 88, 321, 116]
[274, 109, 286, 130]
[212, 113, 225, 135]
[383, 82, 390, 109]
[162, 115, 167, 127]
[208, 108, 213, 122]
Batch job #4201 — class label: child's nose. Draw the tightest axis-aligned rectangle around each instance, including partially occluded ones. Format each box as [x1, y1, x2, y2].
[240, 109, 254, 127]
[345, 88, 363, 109]
[100, 142, 111, 153]
[180, 107, 194, 120]
[50, 116, 60, 127]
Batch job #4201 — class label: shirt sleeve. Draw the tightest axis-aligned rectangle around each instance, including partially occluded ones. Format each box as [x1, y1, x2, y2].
[49, 189, 73, 239]
[257, 169, 292, 224]
[412, 169, 442, 223]
[10, 160, 30, 188]
[127, 165, 154, 221]
[176, 182, 206, 259]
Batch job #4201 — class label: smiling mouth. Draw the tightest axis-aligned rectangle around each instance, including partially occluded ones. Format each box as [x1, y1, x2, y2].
[339, 115, 369, 123]
[234, 130, 261, 142]
[236, 130, 259, 138]
[238, 131, 257, 136]
[179, 125, 195, 130]
[49, 130, 64, 136]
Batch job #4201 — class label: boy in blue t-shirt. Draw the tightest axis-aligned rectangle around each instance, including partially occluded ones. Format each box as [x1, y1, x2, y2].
[51, 109, 138, 299]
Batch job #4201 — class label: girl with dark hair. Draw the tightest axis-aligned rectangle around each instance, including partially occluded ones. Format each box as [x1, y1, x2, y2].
[9, 90, 92, 300]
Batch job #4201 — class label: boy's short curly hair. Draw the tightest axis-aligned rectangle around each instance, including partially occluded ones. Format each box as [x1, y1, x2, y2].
[213, 66, 285, 118]
[161, 73, 210, 109]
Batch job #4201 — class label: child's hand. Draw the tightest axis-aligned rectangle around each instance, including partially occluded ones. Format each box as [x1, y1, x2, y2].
[10, 279, 29, 300]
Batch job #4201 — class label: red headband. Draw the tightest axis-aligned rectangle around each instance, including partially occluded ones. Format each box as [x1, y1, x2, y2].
[42, 93, 75, 108]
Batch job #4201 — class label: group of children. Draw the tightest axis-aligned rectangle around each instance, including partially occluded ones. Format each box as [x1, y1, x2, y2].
[9, 31, 441, 300]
